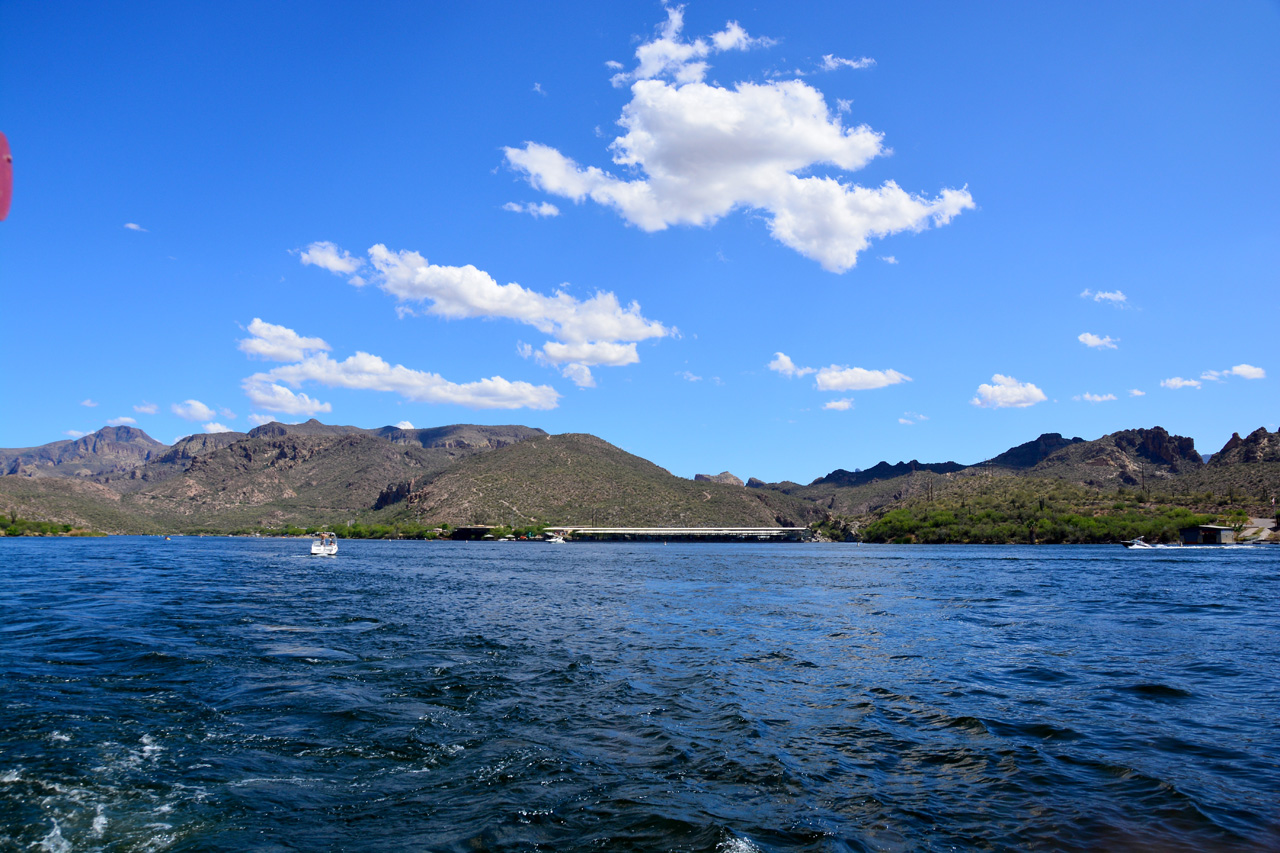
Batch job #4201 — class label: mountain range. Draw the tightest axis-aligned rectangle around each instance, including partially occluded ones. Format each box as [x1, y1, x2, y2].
[1, 420, 1277, 536]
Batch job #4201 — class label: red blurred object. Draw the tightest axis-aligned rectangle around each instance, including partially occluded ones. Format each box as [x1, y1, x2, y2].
[0, 132, 11, 220]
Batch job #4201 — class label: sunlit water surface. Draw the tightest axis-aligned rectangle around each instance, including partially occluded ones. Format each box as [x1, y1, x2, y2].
[2, 538, 1278, 852]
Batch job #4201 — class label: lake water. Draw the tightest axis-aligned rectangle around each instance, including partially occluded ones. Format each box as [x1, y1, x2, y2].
[2, 538, 1278, 852]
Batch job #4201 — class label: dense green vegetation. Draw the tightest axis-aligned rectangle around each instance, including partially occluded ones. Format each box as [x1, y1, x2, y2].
[854, 478, 1221, 544]
[0, 514, 102, 536]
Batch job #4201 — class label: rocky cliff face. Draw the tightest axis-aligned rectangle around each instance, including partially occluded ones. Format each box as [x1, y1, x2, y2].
[1029, 426, 1202, 485]
[1111, 427, 1202, 471]
[1210, 428, 1280, 465]
[2, 426, 168, 478]
[695, 471, 744, 486]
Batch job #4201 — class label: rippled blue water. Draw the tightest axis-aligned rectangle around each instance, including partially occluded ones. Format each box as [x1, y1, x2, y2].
[2, 538, 1278, 852]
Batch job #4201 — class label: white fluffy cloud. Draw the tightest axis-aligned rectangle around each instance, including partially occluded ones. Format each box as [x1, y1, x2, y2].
[394, 420, 414, 429]
[1160, 377, 1201, 390]
[124, 222, 148, 232]
[503, 10, 972, 272]
[770, 352, 909, 395]
[559, 363, 596, 388]
[133, 402, 158, 415]
[241, 381, 333, 416]
[203, 422, 234, 434]
[823, 398, 854, 411]
[299, 241, 363, 275]
[80, 399, 98, 408]
[971, 375, 1047, 409]
[243, 345, 560, 412]
[172, 399, 216, 421]
[768, 352, 815, 378]
[1196, 364, 1265, 384]
[1078, 332, 1118, 349]
[64, 430, 89, 438]
[239, 318, 331, 362]
[247, 413, 277, 427]
[1075, 392, 1116, 403]
[300, 242, 670, 386]
[1129, 389, 1146, 397]
[815, 366, 911, 391]
[107, 416, 137, 426]
[1228, 363, 1266, 380]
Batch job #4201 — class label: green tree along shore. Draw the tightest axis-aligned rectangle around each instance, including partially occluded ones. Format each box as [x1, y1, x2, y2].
[1, 515, 104, 537]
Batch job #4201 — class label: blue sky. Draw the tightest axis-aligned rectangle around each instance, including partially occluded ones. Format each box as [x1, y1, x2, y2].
[2, 1, 1276, 483]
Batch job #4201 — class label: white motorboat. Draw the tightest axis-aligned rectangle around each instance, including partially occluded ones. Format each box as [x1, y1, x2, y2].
[311, 532, 339, 556]
[1122, 536, 1154, 549]
[545, 533, 566, 544]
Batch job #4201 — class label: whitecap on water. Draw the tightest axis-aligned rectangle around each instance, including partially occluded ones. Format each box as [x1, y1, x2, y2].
[717, 834, 764, 853]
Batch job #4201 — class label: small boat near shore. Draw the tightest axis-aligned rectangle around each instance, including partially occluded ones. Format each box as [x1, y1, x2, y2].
[1122, 537, 1155, 549]
[311, 532, 338, 556]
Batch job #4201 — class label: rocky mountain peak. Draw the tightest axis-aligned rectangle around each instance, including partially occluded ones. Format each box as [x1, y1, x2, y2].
[695, 471, 745, 486]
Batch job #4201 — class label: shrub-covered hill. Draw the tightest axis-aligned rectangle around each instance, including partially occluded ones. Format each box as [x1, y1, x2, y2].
[0, 476, 166, 534]
[404, 433, 826, 528]
[857, 474, 1219, 544]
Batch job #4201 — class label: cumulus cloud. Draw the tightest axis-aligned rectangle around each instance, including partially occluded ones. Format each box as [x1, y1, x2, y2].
[539, 340, 639, 367]
[242, 340, 560, 411]
[247, 413, 280, 427]
[1160, 377, 1201, 390]
[394, 420, 414, 429]
[80, 399, 98, 408]
[1078, 332, 1118, 350]
[1080, 288, 1128, 306]
[770, 352, 909, 393]
[64, 430, 90, 438]
[503, 10, 972, 272]
[815, 366, 911, 391]
[559, 363, 596, 388]
[502, 201, 561, 218]
[107, 416, 137, 426]
[124, 223, 148, 232]
[1200, 364, 1265, 383]
[238, 318, 332, 362]
[300, 241, 670, 386]
[1129, 389, 1146, 397]
[1228, 363, 1266, 380]
[1074, 392, 1116, 403]
[202, 422, 234, 434]
[299, 241, 363, 275]
[171, 399, 216, 421]
[880, 255, 898, 264]
[768, 352, 815, 378]
[824, 398, 854, 411]
[133, 402, 158, 415]
[239, 381, 331, 416]
[971, 374, 1047, 409]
